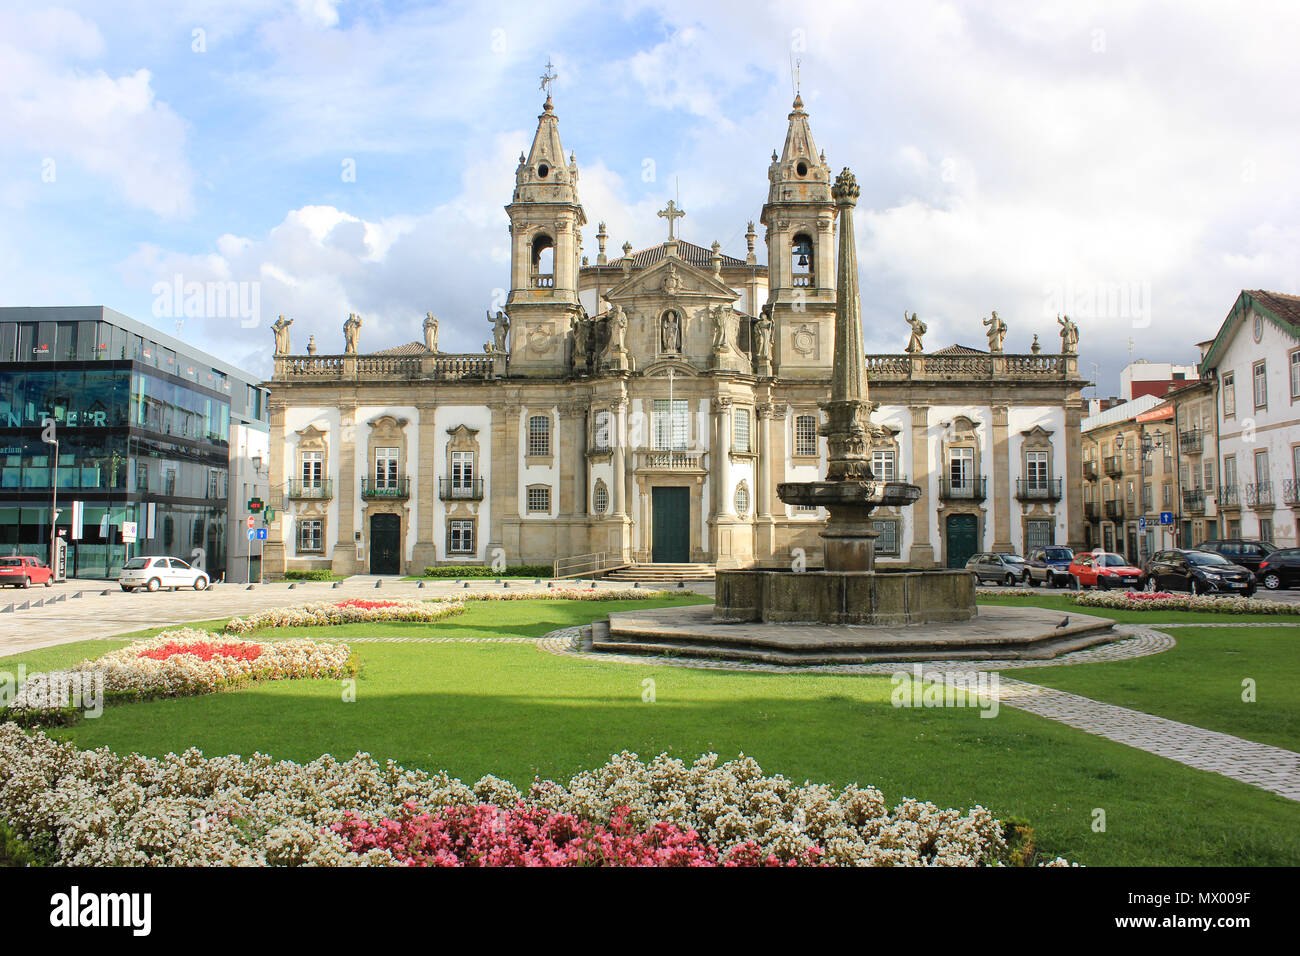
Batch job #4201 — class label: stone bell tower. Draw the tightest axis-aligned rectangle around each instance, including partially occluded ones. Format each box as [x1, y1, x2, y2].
[504, 89, 587, 376]
[759, 94, 837, 379]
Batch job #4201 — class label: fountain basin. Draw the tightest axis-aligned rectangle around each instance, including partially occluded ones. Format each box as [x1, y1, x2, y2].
[714, 567, 976, 626]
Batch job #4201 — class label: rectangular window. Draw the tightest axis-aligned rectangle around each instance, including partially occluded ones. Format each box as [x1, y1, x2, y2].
[1026, 519, 1053, 551]
[527, 415, 551, 457]
[794, 414, 818, 457]
[732, 407, 751, 453]
[1203, 459, 1214, 492]
[527, 486, 551, 513]
[298, 518, 322, 553]
[871, 449, 896, 481]
[1253, 361, 1267, 410]
[451, 451, 475, 490]
[593, 410, 612, 450]
[948, 447, 974, 488]
[1222, 371, 1236, 418]
[301, 451, 323, 487]
[872, 518, 899, 555]
[1254, 448, 1269, 485]
[651, 399, 689, 451]
[1223, 455, 1237, 490]
[1259, 517, 1274, 542]
[1291, 350, 1300, 400]
[448, 519, 474, 554]
[1162, 483, 1172, 509]
[1024, 450, 1049, 489]
[375, 447, 399, 488]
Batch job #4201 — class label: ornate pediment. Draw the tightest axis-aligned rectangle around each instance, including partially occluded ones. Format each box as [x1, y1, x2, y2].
[642, 358, 702, 377]
[1019, 425, 1055, 440]
[604, 254, 739, 304]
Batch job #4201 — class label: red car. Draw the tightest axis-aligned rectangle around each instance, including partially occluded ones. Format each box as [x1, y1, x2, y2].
[0, 556, 54, 588]
[1067, 551, 1143, 590]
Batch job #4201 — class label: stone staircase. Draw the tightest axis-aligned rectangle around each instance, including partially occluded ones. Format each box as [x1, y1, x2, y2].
[601, 563, 716, 590]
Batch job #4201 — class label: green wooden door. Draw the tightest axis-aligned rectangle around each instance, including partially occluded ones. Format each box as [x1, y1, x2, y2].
[369, 513, 401, 575]
[945, 513, 979, 569]
[651, 487, 690, 563]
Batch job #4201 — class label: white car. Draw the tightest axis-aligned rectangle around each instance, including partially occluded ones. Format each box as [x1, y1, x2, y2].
[119, 556, 210, 592]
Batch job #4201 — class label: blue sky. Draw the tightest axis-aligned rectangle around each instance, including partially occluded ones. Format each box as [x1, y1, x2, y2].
[2, 0, 1297, 394]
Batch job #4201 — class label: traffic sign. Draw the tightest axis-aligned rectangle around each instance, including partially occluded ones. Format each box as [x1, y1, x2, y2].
[1160, 511, 1173, 525]
[247, 529, 255, 540]
[246, 516, 255, 530]
[122, 521, 138, 544]
[256, 528, 268, 540]
[1137, 516, 1146, 532]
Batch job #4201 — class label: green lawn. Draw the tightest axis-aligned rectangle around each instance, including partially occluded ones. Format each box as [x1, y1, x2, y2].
[1, 595, 1297, 866]
[979, 590, 1300, 624]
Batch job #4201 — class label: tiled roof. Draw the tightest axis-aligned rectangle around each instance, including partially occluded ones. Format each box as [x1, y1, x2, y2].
[1081, 394, 1162, 433]
[373, 342, 429, 356]
[1247, 290, 1300, 330]
[584, 240, 748, 272]
[933, 343, 987, 355]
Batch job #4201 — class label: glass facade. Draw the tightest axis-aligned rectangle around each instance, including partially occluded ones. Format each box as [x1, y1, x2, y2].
[0, 355, 234, 579]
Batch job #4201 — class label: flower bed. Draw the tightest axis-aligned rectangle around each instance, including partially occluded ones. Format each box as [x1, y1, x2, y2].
[1, 629, 352, 722]
[462, 587, 675, 602]
[0, 729, 1067, 866]
[1072, 590, 1300, 615]
[224, 599, 466, 634]
[332, 803, 816, 867]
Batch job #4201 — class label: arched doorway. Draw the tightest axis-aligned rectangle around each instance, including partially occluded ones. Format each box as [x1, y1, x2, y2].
[945, 513, 979, 569]
[369, 513, 401, 575]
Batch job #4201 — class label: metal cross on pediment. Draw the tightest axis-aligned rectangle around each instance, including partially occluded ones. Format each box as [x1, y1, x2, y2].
[657, 200, 685, 240]
[539, 59, 557, 97]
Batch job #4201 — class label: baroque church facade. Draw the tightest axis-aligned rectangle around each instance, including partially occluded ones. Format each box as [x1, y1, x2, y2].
[263, 92, 1088, 577]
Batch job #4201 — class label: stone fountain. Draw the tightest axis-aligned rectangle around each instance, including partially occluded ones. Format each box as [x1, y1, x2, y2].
[587, 168, 1118, 661]
[712, 169, 976, 626]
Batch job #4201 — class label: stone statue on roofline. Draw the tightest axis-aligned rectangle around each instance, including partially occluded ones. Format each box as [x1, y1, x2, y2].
[1058, 314, 1079, 354]
[423, 312, 439, 352]
[343, 312, 362, 354]
[982, 310, 1007, 353]
[754, 307, 773, 363]
[271, 315, 293, 355]
[489, 310, 510, 353]
[904, 312, 926, 354]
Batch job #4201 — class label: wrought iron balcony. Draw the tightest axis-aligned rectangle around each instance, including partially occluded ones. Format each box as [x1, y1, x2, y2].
[1179, 428, 1203, 454]
[1244, 482, 1274, 508]
[939, 477, 987, 501]
[1085, 501, 1098, 520]
[287, 479, 333, 500]
[439, 477, 484, 501]
[1103, 455, 1123, 477]
[1104, 500, 1123, 519]
[362, 477, 410, 500]
[1015, 478, 1063, 502]
[1083, 460, 1098, 480]
[1182, 488, 1206, 514]
[1285, 479, 1300, 507]
[1217, 485, 1239, 509]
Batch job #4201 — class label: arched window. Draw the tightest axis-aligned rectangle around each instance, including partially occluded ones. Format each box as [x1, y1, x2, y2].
[593, 479, 609, 515]
[531, 234, 554, 287]
[791, 233, 814, 286]
[734, 481, 750, 515]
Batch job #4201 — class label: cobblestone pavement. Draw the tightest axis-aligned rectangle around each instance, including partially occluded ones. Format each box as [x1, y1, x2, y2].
[539, 624, 1300, 803]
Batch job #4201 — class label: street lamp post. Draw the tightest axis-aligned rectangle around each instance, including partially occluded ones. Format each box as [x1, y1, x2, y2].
[42, 431, 59, 572]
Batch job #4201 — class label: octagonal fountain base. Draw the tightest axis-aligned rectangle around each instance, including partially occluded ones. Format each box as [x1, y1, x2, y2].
[713, 567, 976, 626]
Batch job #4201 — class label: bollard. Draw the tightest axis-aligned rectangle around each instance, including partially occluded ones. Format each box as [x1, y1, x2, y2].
[288, 583, 297, 589]
[418, 581, 425, 589]
[463, 581, 470, 589]
[246, 584, 255, 590]
[332, 582, 341, 589]
[375, 579, 382, 588]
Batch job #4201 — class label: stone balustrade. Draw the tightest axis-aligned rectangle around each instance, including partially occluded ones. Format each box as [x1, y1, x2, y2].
[273, 353, 496, 381]
[863, 353, 1074, 381]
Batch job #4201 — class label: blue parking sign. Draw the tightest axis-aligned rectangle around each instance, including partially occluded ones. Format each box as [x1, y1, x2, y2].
[1137, 516, 1146, 532]
[1160, 511, 1173, 525]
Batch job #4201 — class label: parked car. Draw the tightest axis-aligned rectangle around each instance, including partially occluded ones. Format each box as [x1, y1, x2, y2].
[1023, 546, 1075, 588]
[0, 555, 54, 588]
[965, 552, 1029, 586]
[1067, 552, 1143, 590]
[119, 556, 210, 592]
[1139, 548, 1256, 597]
[1191, 539, 1277, 574]
[1255, 548, 1300, 591]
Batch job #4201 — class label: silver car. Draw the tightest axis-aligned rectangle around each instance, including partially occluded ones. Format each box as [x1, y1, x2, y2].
[119, 556, 210, 592]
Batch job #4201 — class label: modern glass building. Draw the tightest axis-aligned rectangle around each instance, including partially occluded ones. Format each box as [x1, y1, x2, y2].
[0, 306, 268, 579]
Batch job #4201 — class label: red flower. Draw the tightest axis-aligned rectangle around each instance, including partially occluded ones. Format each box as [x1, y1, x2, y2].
[333, 599, 403, 610]
[138, 641, 263, 662]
